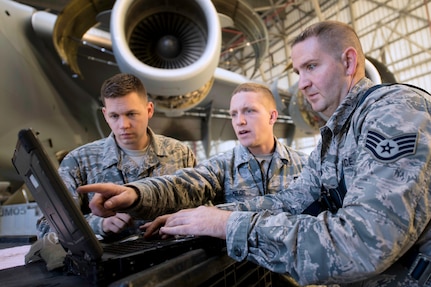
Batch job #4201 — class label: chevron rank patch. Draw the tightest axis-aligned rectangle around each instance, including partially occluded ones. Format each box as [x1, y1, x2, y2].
[365, 130, 418, 163]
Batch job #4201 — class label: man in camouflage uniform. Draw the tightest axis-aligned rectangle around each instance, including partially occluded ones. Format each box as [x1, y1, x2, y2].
[141, 21, 431, 287]
[79, 82, 309, 287]
[78, 82, 308, 225]
[36, 73, 196, 239]
[79, 82, 309, 286]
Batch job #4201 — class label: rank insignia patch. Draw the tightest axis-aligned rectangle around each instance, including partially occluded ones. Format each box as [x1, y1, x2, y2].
[365, 130, 418, 163]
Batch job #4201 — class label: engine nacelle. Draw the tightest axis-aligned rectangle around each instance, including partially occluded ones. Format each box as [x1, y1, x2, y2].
[110, 0, 221, 115]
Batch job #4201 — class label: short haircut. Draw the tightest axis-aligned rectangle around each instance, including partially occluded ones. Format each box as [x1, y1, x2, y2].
[292, 20, 365, 68]
[232, 82, 277, 110]
[100, 73, 148, 105]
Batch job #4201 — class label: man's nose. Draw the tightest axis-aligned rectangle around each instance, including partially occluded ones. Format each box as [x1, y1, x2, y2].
[298, 75, 311, 91]
[119, 116, 131, 127]
[236, 114, 246, 125]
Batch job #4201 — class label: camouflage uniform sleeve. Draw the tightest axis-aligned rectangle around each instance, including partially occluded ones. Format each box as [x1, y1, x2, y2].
[123, 158, 225, 219]
[58, 153, 83, 203]
[59, 153, 109, 236]
[225, 86, 431, 285]
[85, 214, 106, 236]
[225, 211, 256, 261]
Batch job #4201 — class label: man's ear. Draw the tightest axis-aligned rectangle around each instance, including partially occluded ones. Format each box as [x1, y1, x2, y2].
[101, 107, 108, 121]
[147, 101, 155, 118]
[269, 110, 278, 124]
[341, 47, 358, 76]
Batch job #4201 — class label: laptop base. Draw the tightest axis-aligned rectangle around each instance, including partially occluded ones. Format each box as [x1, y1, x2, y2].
[64, 236, 225, 286]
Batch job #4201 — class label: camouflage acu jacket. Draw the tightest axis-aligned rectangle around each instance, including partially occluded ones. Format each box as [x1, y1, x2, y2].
[123, 138, 308, 219]
[36, 128, 196, 237]
[226, 78, 431, 286]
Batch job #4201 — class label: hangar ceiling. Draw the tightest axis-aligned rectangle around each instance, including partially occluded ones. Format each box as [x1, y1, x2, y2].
[218, 0, 431, 155]
[20, 0, 431, 92]
[220, 0, 431, 93]
[217, 0, 431, 154]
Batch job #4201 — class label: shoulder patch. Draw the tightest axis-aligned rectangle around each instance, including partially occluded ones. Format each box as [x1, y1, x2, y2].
[365, 130, 418, 163]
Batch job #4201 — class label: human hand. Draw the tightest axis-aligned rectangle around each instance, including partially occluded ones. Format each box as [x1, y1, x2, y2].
[160, 206, 231, 239]
[102, 213, 134, 234]
[77, 183, 138, 217]
[140, 214, 172, 239]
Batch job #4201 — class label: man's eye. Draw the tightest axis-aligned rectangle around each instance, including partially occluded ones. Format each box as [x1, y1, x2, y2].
[307, 64, 316, 71]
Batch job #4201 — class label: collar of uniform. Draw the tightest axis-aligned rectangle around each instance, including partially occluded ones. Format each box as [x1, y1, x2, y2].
[137, 128, 161, 168]
[102, 129, 162, 170]
[233, 137, 287, 168]
[324, 77, 374, 136]
[101, 132, 122, 169]
[233, 144, 253, 168]
[272, 137, 293, 164]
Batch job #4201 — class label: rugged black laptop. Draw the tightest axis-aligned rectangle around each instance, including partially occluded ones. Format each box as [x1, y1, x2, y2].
[11, 128, 224, 286]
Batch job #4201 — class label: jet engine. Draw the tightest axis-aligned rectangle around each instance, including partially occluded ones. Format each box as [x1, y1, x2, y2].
[110, 0, 221, 116]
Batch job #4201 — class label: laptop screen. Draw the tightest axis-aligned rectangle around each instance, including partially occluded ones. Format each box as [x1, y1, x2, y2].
[11, 128, 103, 260]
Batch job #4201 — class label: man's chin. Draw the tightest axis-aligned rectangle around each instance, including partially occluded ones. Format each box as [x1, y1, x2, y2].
[118, 140, 138, 148]
[309, 104, 324, 114]
[238, 138, 253, 147]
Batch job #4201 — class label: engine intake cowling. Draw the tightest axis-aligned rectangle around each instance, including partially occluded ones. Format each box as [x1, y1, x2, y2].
[111, 0, 221, 115]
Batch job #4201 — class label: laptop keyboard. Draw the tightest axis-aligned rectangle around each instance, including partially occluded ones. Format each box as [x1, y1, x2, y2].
[102, 236, 193, 255]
